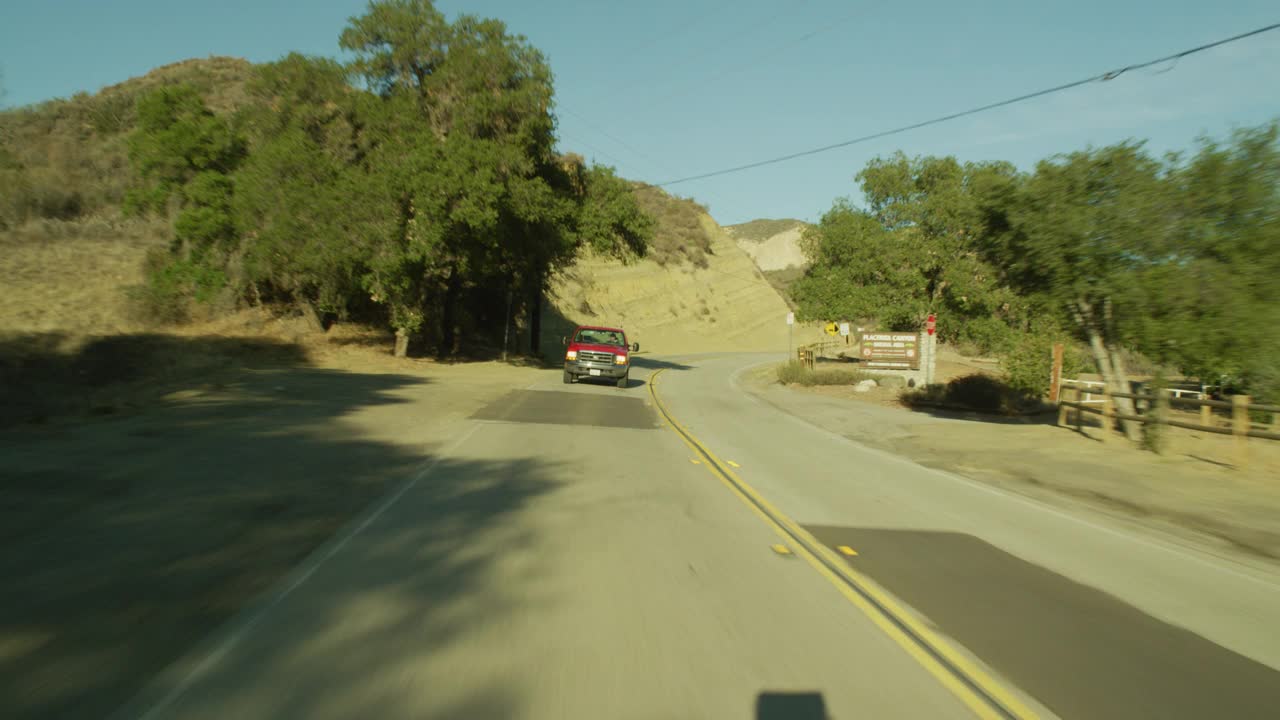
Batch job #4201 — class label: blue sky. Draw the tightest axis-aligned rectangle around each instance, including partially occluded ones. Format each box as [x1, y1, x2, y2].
[2, 1, 1278, 225]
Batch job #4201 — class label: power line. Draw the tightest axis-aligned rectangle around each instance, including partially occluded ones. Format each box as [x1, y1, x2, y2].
[558, 105, 676, 178]
[556, 130, 628, 169]
[639, 5, 868, 112]
[611, 0, 740, 60]
[555, 2, 817, 179]
[644, 21, 1280, 188]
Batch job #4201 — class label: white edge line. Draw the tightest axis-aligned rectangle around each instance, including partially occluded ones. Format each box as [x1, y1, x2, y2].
[726, 359, 1280, 592]
[124, 422, 484, 720]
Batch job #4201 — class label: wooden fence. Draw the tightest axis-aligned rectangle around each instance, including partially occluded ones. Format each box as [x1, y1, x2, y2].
[1057, 379, 1280, 468]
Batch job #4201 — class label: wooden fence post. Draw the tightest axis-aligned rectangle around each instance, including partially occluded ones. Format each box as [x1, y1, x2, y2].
[1232, 395, 1250, 469]
[1154, 388, 1171, 454]
[1057, 386, 1069, 427]
[1200, 403, 1212, 429]
[1049, 343, 1064, 403]
[1101, 385, 1114, 442]
[1074, 387, 1084, 433]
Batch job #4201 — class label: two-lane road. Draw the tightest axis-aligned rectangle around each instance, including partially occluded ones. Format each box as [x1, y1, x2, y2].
[117, 353, 1280, 719]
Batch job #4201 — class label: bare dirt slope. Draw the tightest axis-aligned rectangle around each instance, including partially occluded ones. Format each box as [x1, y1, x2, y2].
[544, 215, 797, 354]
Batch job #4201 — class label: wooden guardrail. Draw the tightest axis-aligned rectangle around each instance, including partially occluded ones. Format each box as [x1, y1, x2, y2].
[796, 346, 817, 369]
[1057, 383, 1280, 468]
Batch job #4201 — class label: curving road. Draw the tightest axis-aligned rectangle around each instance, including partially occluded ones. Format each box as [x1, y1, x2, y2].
[117, 353, 1280, 720]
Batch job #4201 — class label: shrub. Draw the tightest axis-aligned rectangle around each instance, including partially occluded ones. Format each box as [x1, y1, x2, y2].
[777, 360, 868, 386]
[950, 316, 1015, 357]
[1141, 371, 1169, 454]
[126, 253, 228, 325]
[1002, 333, 1089, 398]
[902, 373, 1038, 415]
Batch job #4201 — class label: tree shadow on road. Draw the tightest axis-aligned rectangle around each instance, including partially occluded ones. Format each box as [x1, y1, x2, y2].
[0, 333, 561, 720]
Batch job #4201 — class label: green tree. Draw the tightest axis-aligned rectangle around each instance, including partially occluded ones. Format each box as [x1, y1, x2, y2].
[575, 164, 653, 259]
[233, 54, 389, 320]
[124, 84, 244, 216]
[1146, 123, 1280, 401]
[339, 0, 648, 356]
[998, 143, 1172, 439]
[792, 154, 1027, 351]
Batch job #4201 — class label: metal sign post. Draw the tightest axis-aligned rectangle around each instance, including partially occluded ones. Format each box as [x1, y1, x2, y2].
[786, 312, 795, 359]
[924, 314, 937, 386]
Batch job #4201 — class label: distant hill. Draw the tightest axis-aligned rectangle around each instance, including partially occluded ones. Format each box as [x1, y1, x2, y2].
[543, 207, 794, 354]
[725, 218, 811, 270]
[724, 218, 814, 309]
[725, 218, 807, 243]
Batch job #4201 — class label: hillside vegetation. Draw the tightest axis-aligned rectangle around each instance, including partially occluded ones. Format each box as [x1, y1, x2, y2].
[727, 218, 807, 243]
[0, 3, 687, 363]
[0, 0, 780, 379]
[632, 185, 715, 268]
[0, 57, 253, 230]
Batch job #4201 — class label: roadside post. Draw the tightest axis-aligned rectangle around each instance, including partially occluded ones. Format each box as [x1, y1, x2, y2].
[924, 314, 937, 386]
[1049, 343, 1064, 403]
[1101, 386, 1115, 443]
[1233, 395, 1251, 469]
[786, 311, 795, 360]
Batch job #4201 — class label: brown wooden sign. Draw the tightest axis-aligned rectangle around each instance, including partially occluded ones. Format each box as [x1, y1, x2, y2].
[858, 332, 921, 370]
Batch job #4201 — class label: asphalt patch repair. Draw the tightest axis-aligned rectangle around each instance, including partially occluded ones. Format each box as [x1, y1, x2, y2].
[804, 525, 1280, 720]
[471, 389, 660, 430]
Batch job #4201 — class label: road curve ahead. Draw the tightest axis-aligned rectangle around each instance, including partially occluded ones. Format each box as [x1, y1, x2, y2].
[116, 353, 1280, 720]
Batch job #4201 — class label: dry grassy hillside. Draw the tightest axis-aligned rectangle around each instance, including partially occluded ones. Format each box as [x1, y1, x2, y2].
[0, 57, 252, 230]
[543, 213, 801, 355]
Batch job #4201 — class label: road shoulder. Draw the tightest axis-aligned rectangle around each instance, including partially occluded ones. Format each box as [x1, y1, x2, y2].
[733, 361, 1280, 575]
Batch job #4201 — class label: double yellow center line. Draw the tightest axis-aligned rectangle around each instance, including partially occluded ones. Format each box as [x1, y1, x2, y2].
[648, 368, 1039, 720]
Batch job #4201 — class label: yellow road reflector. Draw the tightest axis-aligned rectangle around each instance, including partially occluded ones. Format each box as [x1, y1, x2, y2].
[838, 546, 858, 556]
[690, 458, 702, 465]
[771, 544, 792, 555]
[727, 460, 741, 468]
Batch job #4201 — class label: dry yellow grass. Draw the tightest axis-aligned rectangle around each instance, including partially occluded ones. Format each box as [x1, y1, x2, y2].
[0, 217, 168, 337]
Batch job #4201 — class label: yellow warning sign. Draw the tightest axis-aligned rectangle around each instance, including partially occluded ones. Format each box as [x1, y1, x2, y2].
[825, 322, 839, 336]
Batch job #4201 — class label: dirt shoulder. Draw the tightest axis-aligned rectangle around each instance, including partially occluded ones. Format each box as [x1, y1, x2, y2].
[738, 362, 1280, 571]
[0, 330, 546, 720]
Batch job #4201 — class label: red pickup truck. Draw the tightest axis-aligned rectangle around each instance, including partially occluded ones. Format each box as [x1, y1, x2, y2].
[562, 325, 639, 388]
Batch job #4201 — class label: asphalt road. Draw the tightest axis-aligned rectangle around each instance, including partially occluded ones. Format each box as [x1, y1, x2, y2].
[116, 353, 1280, 720]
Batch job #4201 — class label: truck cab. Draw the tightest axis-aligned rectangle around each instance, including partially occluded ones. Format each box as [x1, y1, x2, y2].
[562, 325, 639, 388]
